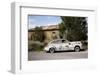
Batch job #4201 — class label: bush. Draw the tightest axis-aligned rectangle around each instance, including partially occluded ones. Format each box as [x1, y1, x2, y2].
[28, 41, 44, 51]
[81, 41, 88, 50]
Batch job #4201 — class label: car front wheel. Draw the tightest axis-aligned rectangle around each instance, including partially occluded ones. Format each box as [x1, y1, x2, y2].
[74, 46, 80, 52]
[49, 48, 55, 53]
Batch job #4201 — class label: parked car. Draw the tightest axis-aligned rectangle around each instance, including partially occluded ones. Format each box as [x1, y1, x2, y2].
[44, 39, 83, 53]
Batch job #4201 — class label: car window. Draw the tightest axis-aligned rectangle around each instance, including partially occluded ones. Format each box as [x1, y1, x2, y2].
[62, 40, 68, 43]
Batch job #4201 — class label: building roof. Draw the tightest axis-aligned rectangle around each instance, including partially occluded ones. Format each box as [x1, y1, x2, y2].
[42, 25, 59, 30]
[28, 25, 59, 32]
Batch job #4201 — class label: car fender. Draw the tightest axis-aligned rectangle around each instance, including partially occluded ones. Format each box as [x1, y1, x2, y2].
[48, 45, 57, 51]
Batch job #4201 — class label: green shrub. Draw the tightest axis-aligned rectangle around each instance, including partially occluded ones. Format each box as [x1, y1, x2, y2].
[81, 41, 88, 50]
[28, 41, 44, 51]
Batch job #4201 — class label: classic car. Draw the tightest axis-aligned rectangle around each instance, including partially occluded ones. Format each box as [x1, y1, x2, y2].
[44, 39, 83, 53]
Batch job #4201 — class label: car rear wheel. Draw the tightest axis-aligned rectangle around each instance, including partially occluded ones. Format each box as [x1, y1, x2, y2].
[49, 48, 55, 53]
[74, 46, 80, 52]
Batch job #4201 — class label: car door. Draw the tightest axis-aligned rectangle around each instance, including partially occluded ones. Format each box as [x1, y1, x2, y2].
[54, 43, 62, 51]
[61, 40, 69, 51]
[52, 40, 62, 51]
[56, 40, 63, 51]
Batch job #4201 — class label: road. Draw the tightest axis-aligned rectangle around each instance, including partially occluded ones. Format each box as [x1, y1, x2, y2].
[28, 50, 88, 61]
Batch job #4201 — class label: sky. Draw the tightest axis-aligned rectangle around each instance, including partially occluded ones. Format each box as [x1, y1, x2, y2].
[28, 15, 62, 29]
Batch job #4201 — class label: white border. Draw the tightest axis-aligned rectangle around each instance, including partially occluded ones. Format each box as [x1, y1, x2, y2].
[11, 2, 96, 74]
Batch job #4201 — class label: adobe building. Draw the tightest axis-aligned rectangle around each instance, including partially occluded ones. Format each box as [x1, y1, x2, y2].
[28, 25, 60, 42]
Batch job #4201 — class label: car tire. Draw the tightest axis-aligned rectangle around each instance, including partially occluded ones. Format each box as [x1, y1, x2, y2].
[74, 46, 80, 52]
[49, 48, 55, 53]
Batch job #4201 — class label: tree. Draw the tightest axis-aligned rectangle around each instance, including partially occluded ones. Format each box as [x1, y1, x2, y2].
[32, 27, 45, 42]
[61, 16, 88, 41]
[59, 22, 66, 38]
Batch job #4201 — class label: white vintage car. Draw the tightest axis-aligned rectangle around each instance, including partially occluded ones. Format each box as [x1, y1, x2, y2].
[44, 39, 83, 53]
